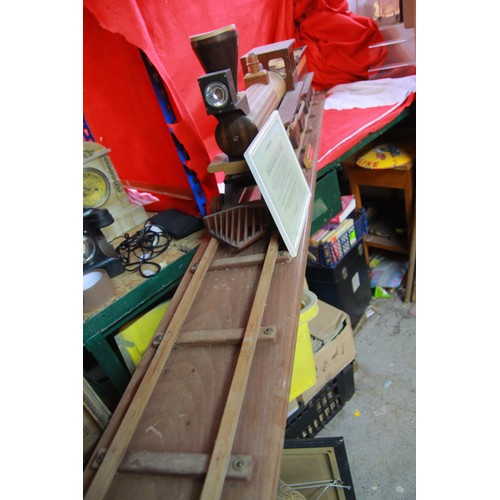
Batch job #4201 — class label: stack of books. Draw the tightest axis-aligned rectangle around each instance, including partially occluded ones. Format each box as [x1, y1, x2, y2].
[329, 195, 356, 224]
[308, 195, 358, 266]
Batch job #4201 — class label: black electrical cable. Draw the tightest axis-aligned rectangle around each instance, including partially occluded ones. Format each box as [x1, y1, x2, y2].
[114, 220, 172, 278]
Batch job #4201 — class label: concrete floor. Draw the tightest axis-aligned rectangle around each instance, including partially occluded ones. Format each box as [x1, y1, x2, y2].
[317, 290, 416, 499]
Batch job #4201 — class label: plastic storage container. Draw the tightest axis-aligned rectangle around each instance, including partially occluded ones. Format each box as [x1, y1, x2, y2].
[288, 289, 319, 401]
[306, 239, 372, 329]
[308, 209, 368, 269]
[285, 362, 355, 439]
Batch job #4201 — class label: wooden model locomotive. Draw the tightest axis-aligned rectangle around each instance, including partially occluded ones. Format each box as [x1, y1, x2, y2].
[190, 25, 314, 249]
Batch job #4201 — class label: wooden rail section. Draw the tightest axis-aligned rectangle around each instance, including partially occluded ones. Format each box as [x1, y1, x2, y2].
[84, 238, 220, 500]
[83, 91, 325, 499]
[200, 232, 279, 499]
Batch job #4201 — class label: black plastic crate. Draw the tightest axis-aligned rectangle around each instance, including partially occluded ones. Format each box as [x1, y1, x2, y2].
[285, 362, 355, 439]
[306, 239, 372, 329]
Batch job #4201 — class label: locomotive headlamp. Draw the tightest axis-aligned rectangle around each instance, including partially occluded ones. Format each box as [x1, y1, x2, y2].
[204, 81, 229, 108]
[197, 69, 248, 116]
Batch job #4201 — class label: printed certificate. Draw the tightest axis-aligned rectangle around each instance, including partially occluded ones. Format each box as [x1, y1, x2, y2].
[244, 111, 311, 257]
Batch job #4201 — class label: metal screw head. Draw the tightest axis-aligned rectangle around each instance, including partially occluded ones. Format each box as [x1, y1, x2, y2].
[152, 335, 163, 347]
[232, 458, 246, 471]
[263, 327, 273, 335]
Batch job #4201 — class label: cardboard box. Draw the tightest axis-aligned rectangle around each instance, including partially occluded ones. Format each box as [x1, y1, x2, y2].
[298, 299, 356, 405]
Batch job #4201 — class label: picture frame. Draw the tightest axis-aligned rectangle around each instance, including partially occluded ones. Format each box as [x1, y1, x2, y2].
[244, 110, 311, 258]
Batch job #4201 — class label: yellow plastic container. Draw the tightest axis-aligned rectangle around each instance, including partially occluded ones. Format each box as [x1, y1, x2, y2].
[289, 289, 319, 401]
[115, 300, 170, 373]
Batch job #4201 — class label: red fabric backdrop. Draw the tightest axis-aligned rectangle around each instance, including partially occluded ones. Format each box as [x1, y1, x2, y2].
[83, 0, 295, 214]
[294, 0, 386, 89]
[83, 0, 387, 213]
[84, 10, 204, 214]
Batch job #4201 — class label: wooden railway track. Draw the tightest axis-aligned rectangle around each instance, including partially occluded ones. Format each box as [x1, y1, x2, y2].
[85, 234, 281, 500]
[83, 90, 325, 499]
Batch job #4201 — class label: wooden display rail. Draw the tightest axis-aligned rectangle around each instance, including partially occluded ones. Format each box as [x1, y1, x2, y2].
[83, 91, 325, 499]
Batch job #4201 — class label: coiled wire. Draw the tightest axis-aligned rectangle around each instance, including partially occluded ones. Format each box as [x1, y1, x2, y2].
[114, 221, 172, 278]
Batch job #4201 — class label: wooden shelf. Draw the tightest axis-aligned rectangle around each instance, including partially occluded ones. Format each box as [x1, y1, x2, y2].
[348, 161, 415, 265]
[364, 233, 408, 255]
[364, 211, 409, 255]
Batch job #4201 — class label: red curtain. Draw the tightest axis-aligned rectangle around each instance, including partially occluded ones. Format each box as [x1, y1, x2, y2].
[83, 0, 295, 214]
[294, 0, 386, 89]
[84, 9, 204, 214]
[83, 0, 386, 214]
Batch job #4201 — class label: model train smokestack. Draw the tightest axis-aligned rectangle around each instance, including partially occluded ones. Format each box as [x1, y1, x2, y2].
[190, 24, 239, 91]
[190, 25, 250, 118]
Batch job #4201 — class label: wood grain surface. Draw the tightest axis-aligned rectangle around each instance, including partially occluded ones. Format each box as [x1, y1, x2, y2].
[83, 91, 325, 499]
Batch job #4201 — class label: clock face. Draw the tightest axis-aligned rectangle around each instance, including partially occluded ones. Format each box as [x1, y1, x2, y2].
[83, 167, 111, 208]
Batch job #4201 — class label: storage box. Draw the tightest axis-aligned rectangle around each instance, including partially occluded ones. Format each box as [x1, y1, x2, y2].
[285, 362, 355, 439]
[315, 209, 368, 269]
[298, 300, 356, 406]
[289, 289, 319, 401]
[306, 240, 371, 329]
